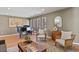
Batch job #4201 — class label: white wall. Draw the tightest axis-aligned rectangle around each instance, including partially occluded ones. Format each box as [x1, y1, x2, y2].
[72, 8, 79, 43]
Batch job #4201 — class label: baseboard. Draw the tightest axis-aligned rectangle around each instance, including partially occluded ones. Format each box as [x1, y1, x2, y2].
[0, 33, 19, 37]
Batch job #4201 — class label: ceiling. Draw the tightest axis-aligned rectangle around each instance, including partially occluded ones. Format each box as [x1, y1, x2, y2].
[0, 7, 68, 18]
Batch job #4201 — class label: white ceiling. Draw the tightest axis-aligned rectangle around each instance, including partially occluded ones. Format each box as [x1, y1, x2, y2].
[0, 7, 68, 18]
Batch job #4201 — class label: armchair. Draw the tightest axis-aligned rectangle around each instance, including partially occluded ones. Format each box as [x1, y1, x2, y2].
[0, 40, 7, 52]
[36, 29, 47, 41]
[56, 31, 75, 50]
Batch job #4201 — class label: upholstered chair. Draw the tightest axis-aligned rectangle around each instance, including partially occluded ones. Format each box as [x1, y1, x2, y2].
[56, 31, 75, 50]
[0, 40, 7, 52]
[36, 29, 47, 41]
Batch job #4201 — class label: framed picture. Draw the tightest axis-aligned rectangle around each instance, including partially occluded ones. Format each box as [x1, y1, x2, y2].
[9, 17, 22, 27]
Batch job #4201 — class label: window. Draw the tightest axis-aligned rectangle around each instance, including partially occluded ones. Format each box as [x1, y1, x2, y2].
[30, 16, 47, 31]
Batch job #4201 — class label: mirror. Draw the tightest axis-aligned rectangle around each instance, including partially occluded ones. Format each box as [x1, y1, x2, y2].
[54, 16, 62, 31]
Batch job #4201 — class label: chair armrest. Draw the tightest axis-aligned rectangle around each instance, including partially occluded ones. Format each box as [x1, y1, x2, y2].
[65, 39, 73, 43]
[64, 39, 73, 48]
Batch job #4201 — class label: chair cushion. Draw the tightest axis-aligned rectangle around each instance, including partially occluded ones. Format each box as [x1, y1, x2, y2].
[38, 29, 44, 34]
[37, 35, 45, 37]
[0, 44, 7, 52]
[56, 39, 65, 46]
[61, 31, 72, 40]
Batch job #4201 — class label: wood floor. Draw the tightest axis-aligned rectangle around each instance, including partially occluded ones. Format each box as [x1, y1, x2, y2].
[0, 34, 79, 52]
[0, 35, 19, 48]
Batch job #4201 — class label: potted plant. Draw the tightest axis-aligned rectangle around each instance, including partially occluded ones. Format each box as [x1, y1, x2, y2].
[24, 34, 30, 41]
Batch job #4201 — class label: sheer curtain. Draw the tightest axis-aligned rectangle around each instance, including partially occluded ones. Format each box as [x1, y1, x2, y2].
[30, 17, 47, 32]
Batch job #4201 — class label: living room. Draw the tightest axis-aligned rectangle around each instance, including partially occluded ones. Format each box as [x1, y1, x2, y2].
[0, 7, 79, 52]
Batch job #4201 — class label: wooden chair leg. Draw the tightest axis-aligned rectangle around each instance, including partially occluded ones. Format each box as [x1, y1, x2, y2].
[19, 49, 21, 52]
[64, 46, 67, 52]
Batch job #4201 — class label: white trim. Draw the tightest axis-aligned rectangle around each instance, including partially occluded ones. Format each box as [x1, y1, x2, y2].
[0, 34, 19, 37]
[73, 42, 79, 45]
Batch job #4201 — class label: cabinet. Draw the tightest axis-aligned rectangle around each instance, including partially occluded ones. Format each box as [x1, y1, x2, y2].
[52, 31, 61, 41]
